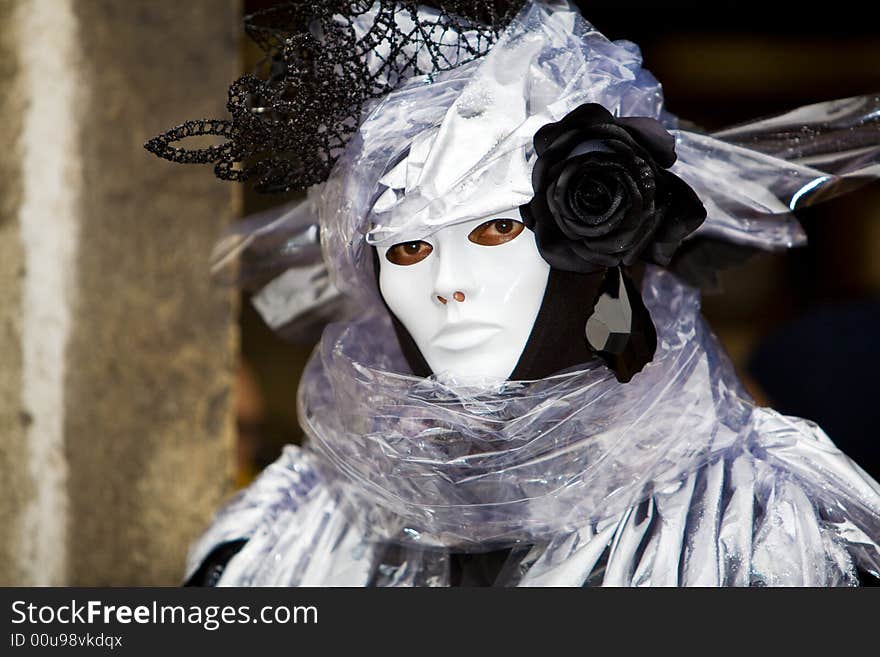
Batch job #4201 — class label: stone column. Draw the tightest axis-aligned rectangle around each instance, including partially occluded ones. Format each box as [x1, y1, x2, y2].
[0, 0, 240, 585]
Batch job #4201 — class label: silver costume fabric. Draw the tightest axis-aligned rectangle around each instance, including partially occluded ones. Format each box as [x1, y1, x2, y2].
[188, 268, 880, 586]
[189, 1, 880, 585]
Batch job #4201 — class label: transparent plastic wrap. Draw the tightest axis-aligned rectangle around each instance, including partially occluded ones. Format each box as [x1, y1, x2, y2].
[680, 93, 880, 249]
[189, 268, 880, 585]
[211, 196, 352, 342]
[714, 93, 880, 180]
[300, 267, 752, 548]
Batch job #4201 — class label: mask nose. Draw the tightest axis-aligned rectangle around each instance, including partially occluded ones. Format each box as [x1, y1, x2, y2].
[433, 243, 474, 307]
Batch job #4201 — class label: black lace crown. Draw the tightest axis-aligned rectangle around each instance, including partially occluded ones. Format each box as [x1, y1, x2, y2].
[145, 1, 524, 193]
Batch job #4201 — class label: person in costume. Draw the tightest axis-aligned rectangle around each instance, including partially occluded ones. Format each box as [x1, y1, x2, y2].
[148, 0, 880, 586]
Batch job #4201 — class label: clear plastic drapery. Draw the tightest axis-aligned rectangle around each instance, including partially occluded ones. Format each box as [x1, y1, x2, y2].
[189, 268, 880, 585]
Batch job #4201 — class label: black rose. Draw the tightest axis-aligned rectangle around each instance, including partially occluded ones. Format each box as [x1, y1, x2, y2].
[520, 103, 706, 272]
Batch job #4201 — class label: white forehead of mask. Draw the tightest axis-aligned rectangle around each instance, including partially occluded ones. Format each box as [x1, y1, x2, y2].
[378, 210, 550, 382]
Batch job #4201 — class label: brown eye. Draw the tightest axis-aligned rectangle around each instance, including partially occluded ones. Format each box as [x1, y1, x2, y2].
[385, 240, 433, 266]
[468, 218, 525, 246]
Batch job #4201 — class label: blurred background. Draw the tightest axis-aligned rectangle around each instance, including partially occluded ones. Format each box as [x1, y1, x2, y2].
[1, 0, 878, 585]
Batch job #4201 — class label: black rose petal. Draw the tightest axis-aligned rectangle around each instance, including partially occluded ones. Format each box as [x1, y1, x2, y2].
[566, 235, 623, 269]
[531, 208, 607, 272]
[646, 171, 707, 266]
[533, 103, 615, 154]
[550, 157, 630, 237]
[577, 123, 657, 163]
[615, 116, 677, 168]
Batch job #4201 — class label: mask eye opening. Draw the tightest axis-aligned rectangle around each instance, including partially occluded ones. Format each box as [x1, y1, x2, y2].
[468, 218, 525, 246]
[385, 240, 434, 266]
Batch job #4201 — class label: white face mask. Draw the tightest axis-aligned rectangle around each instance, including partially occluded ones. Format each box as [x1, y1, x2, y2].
[378, 209, 550, 383]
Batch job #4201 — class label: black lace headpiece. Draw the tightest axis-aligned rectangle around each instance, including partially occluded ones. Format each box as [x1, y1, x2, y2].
[145, 1, 524, 193]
